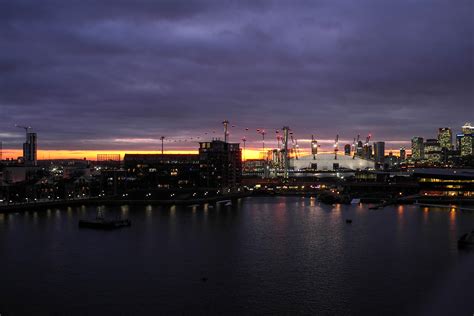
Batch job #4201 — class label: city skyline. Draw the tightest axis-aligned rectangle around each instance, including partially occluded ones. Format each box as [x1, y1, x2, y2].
[1, 122, 471, 160]
[1, 0, 472, 157]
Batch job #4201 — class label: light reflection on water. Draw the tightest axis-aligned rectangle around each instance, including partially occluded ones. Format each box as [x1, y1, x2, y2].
[0, 197, 473, 315]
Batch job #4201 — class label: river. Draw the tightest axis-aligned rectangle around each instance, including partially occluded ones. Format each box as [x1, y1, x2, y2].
[0, 196, 473, 315]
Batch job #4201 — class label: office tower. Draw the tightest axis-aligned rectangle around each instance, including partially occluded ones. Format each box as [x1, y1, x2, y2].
[424, 139, 442, 162]
[459, 122, 474, 156]
[23, 132, 37, 165]
[374, 142, 385, 164]
[199, 140, 242, 188]
[411, 137, 424, 160]
[438, 128, 453, 150]
[399, 147, 406, 160]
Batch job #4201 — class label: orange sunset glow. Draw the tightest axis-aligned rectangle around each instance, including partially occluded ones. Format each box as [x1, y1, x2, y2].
[2, 148, 266, 161]
[2, 147, 409, 161]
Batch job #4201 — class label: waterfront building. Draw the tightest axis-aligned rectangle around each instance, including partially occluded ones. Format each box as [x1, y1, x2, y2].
[411, 137, 424, 160]
[243, 159, 266, 176]
[124, 154, 200, 188]
[424, 139, 442, 163]
[414, 168, 474, 198]
[438, 128, 453, 150]
[23, 132, 37, 166]
[199, 140, 242, 188]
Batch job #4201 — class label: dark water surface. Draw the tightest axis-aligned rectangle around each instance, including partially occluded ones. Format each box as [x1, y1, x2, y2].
[0, 197, 473, 315]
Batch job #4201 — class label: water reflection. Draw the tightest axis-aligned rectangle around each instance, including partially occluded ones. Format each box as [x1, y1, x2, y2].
[0, 198, 473, 315]
[120, 205, 129, 217]
[449, 209, 456, 229]
[145, 205, 153, 219]
[397, 205, 405, 227]
[169, 205, 176, 220]
[423, 207, 429, 224]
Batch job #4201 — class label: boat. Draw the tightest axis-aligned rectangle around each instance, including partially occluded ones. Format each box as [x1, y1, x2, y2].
[350, 198, 361, 205]
[458, 231, 474, 248]
[318, 192, 339, 205]
[79, 209, 131, 230]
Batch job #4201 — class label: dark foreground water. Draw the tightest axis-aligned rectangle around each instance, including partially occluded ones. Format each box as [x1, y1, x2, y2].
[0, 197, 473, 315]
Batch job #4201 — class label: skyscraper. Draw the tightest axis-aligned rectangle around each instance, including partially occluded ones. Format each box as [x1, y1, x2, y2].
[399, 147, 406, 161]
[460, 122, 474, 156]
[438, 128, 452, 150]
[374, 142, 385, 164]
[23, 132, 37, 165]
[424, 139, 442, 162]
[411, 137, 424, 160]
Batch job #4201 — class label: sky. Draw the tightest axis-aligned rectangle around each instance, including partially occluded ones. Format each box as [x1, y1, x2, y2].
[1, 0, 473, 159]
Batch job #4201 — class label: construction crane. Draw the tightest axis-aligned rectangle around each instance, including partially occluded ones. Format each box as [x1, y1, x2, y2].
[15, 124, 32, 140]
[282, 126, 290, 179]
[334, 134, 339, 160]
[365, 133, 371, 147]
[257, 129, 266, 160]
[295, 138, 300, 160]
[241, 137, 246, 161]
[160, 136, 165, 155]
[311, 135, 318, 160]
[290, 133, 298, 160]
[352, 137, 357, 159]
[275, 130, 281, 149]
[222, 120, 229, 142]
[363, 133, 372, 159]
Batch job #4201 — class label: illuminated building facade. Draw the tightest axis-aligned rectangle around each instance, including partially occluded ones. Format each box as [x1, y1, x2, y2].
[411, 137, 424, 160]
[415, 169, 474, 198]
[459, 122, 474, 156]
[291, 153, 375, 171]
[438, 128, 452, 150]
[399, 147, 406, 160]
[424, 139, 442, 163]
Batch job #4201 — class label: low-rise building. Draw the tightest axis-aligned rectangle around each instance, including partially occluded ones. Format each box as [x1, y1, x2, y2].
[124, 154, 200, 188]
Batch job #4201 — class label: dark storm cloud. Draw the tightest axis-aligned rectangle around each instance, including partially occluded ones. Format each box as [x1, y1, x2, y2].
[0, 0, 472, 151]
